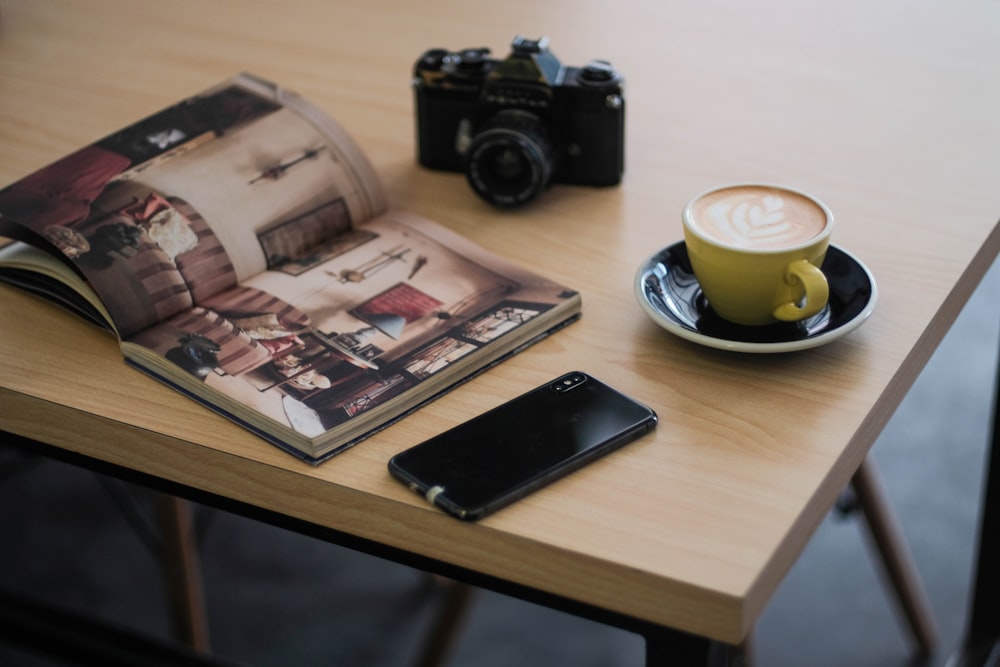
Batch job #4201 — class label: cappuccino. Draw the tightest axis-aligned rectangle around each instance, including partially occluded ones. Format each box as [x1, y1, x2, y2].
[686, 185, 828, 250]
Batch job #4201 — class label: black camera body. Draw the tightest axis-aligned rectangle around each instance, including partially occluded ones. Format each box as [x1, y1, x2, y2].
[413, 36, 624, 207]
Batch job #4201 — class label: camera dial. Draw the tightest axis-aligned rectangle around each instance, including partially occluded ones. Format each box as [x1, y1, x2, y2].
[417, 49, 450, 71]
[465, 109, 555, 208]
[580, 59, 619, 84]
[445, 48, 491, 73]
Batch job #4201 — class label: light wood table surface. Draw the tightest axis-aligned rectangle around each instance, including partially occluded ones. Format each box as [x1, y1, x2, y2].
[1, 0, 998, 658]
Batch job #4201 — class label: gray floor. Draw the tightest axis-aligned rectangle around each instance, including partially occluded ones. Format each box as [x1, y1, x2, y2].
[0, 257, 996, 666]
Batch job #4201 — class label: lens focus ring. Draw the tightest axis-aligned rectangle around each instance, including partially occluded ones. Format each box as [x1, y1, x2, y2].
[464, 111, 555, 207]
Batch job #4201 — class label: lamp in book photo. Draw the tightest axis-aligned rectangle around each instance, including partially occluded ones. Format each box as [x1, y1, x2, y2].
[428, 284, 517, 325]
[363, 312, 407, 340]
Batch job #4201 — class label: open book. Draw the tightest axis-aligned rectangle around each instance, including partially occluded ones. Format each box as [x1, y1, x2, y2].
[0, 74, 581, 463]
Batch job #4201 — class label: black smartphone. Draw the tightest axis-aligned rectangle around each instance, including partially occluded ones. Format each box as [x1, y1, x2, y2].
[388, 371, 657, 521]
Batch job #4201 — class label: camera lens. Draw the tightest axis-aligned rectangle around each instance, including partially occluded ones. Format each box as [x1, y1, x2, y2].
[465, 110, 555, 207]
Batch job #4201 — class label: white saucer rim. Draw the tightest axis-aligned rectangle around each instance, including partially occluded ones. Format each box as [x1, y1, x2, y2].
[633, 243, 878, 353]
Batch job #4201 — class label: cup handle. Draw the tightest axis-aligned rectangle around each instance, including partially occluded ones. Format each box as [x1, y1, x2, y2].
[772, 259, 829, 321]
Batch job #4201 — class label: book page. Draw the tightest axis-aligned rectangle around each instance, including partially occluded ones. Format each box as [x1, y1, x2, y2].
[124, 211, 580, 448]
[0, 74, 387, 338]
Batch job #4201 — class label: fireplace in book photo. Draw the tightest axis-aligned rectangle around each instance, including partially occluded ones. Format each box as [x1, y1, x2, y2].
[349, 282, 444, 340]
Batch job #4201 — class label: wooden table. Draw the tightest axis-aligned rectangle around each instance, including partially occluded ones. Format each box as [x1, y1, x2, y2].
[1, 0, 998, 663]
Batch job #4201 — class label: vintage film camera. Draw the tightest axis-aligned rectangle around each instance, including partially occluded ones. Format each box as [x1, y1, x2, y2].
[413, 36, 624, 207]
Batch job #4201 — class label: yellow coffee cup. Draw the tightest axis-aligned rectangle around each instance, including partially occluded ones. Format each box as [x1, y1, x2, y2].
[682, 184, 833, 326]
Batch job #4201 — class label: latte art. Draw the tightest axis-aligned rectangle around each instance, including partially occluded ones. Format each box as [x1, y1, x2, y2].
[688, 186, 827, 250]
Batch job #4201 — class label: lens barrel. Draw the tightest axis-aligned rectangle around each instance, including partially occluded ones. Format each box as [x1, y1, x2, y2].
[465, 111, 555, 207]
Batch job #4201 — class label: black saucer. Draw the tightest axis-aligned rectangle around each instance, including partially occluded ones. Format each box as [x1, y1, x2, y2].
[634, 242, 877, 352]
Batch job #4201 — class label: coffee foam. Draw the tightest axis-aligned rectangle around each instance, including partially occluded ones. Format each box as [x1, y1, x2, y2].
[687, 186, 828, 250]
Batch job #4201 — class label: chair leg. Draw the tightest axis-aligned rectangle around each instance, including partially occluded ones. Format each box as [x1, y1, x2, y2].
[157, 495, 211, 653]
[414, 578, 475, 667]
[851, 455, 939, 654]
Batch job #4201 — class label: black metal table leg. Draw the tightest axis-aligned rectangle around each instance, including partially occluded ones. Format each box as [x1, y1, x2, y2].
[951, 343, 1000, 667]
[645, 629, 740, 667]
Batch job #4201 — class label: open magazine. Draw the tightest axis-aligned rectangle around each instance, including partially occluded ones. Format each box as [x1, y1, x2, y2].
[0, 74, 581, 463]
